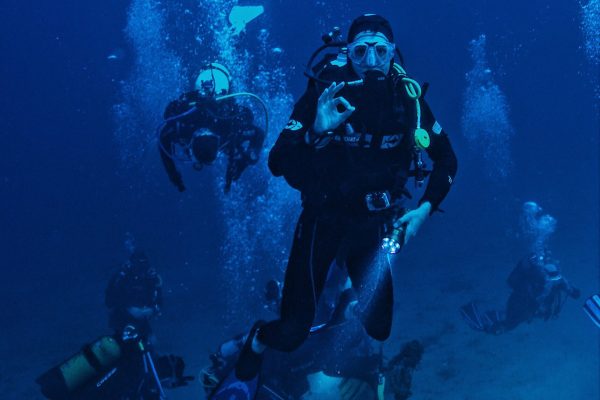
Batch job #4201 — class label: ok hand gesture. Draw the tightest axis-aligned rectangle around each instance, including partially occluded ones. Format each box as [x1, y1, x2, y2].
[313, 82, 355, 134]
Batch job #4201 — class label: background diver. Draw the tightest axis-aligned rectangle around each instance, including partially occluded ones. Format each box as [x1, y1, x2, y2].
[461, 202, 580, 334]
[461, 251, 580, 334]
[37, 250, 192, 400]
[158, 62, 267, 193]
[105, 249, 163, 340]
[234, 13, 457, 382]
[205, 264, 425, 400]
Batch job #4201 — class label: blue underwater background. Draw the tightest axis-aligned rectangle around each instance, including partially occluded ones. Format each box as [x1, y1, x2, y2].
[1, 0, 599, 399]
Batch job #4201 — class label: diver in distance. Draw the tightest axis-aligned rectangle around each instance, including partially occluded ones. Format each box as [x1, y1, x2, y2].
[234, 14, 458, 381]
[158, 62, 267, 193]
[461, 202, 580, 334]
[36, 250, 192, 399]
[461, 251, 580, 334]
[105, 250, 163, 339]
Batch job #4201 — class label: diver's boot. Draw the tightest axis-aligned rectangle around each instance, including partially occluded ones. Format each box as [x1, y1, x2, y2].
[234, 320, 266, 381]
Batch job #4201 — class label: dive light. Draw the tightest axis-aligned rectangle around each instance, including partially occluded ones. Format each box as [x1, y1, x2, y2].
[381, 224, 406, 255]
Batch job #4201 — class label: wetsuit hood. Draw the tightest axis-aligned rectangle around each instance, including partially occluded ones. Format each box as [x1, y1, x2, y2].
[348, 14, 394, 43]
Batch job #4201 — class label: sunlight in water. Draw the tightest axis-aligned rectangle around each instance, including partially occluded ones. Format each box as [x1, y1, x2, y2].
[115, 0, 298, 326]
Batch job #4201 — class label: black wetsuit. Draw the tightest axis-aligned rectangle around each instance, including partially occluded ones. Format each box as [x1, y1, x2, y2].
[105, 266, 163, 338]
[159, 91, 265, 191]
[259, 63, 457, 352]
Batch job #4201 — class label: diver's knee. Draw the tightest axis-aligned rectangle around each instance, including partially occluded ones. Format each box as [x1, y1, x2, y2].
[363, 318, 392, 342]
[367, 326, 391, 342]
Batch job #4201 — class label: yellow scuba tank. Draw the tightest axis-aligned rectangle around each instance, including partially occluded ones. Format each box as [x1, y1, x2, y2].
[37, 336, 123, 399]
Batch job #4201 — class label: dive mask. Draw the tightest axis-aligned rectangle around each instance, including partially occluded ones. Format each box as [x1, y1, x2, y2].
[347, 40, 395, 66]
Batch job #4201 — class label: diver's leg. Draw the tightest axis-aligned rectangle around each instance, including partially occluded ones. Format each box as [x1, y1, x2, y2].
[502, 291, 536, 332]
[346, 221, 394, 341]
[257, 209, 341, 352]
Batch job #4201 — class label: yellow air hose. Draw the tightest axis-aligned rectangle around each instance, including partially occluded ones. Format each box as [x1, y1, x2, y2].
[393, 64, 430, 150]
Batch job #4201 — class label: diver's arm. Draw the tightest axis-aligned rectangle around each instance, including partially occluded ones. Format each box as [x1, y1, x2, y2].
[560, 276, 581, 299]
[238, 106, 266, 164]
[419, 99, 458, 213]
[251, 124, 265, 160]
[222, 110, 266, 192]
[159, 123, 186, 192]
[268, 83, 319, 190]
[242, 125, 265, 166]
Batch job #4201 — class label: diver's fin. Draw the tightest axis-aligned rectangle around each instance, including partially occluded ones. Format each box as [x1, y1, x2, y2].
[460, 301, 485, 331]
[235, 321, 266, 382]
[583, 294, 600, 328]
[482, 310, 503, 333]
[460, 301, 501, 332]
[208, 367, 260, 400]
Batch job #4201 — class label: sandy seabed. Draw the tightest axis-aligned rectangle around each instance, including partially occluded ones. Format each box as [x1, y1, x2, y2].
[2, 234, 597, 400]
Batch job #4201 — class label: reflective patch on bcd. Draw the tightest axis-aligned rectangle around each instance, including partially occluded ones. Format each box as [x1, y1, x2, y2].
[332, 132, 370, 148]
[381, 134, 401, 149]
[432, 121, 442, 135]
[448, 175, 453, 184]
[285, 119, 303, 131]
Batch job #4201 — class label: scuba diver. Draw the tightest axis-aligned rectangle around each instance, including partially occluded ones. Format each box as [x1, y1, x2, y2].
[36, 250, 192, 399]
[204, 268, 425, 399]
[461, 202, 580, 334]
[234, 14, 457, 381]
[158, 62, 267, 193]
[105, 250, 162, 339]
[461, 251, 581, 334]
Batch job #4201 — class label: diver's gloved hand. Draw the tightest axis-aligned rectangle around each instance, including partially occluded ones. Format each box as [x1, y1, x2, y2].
[395, 202, 431, 245]
[570, 287, 581, 299]
[121, 324, 140, 342]
[224, 159, 247, 193]
[312, 81, 355, 136]
[119, 325, 145, 353]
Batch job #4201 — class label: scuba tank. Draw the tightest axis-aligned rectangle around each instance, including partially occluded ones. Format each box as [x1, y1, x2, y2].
[36, 336, 123, 399]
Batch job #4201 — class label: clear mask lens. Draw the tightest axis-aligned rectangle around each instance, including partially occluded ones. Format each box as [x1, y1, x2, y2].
[348, 41, 394, 65]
